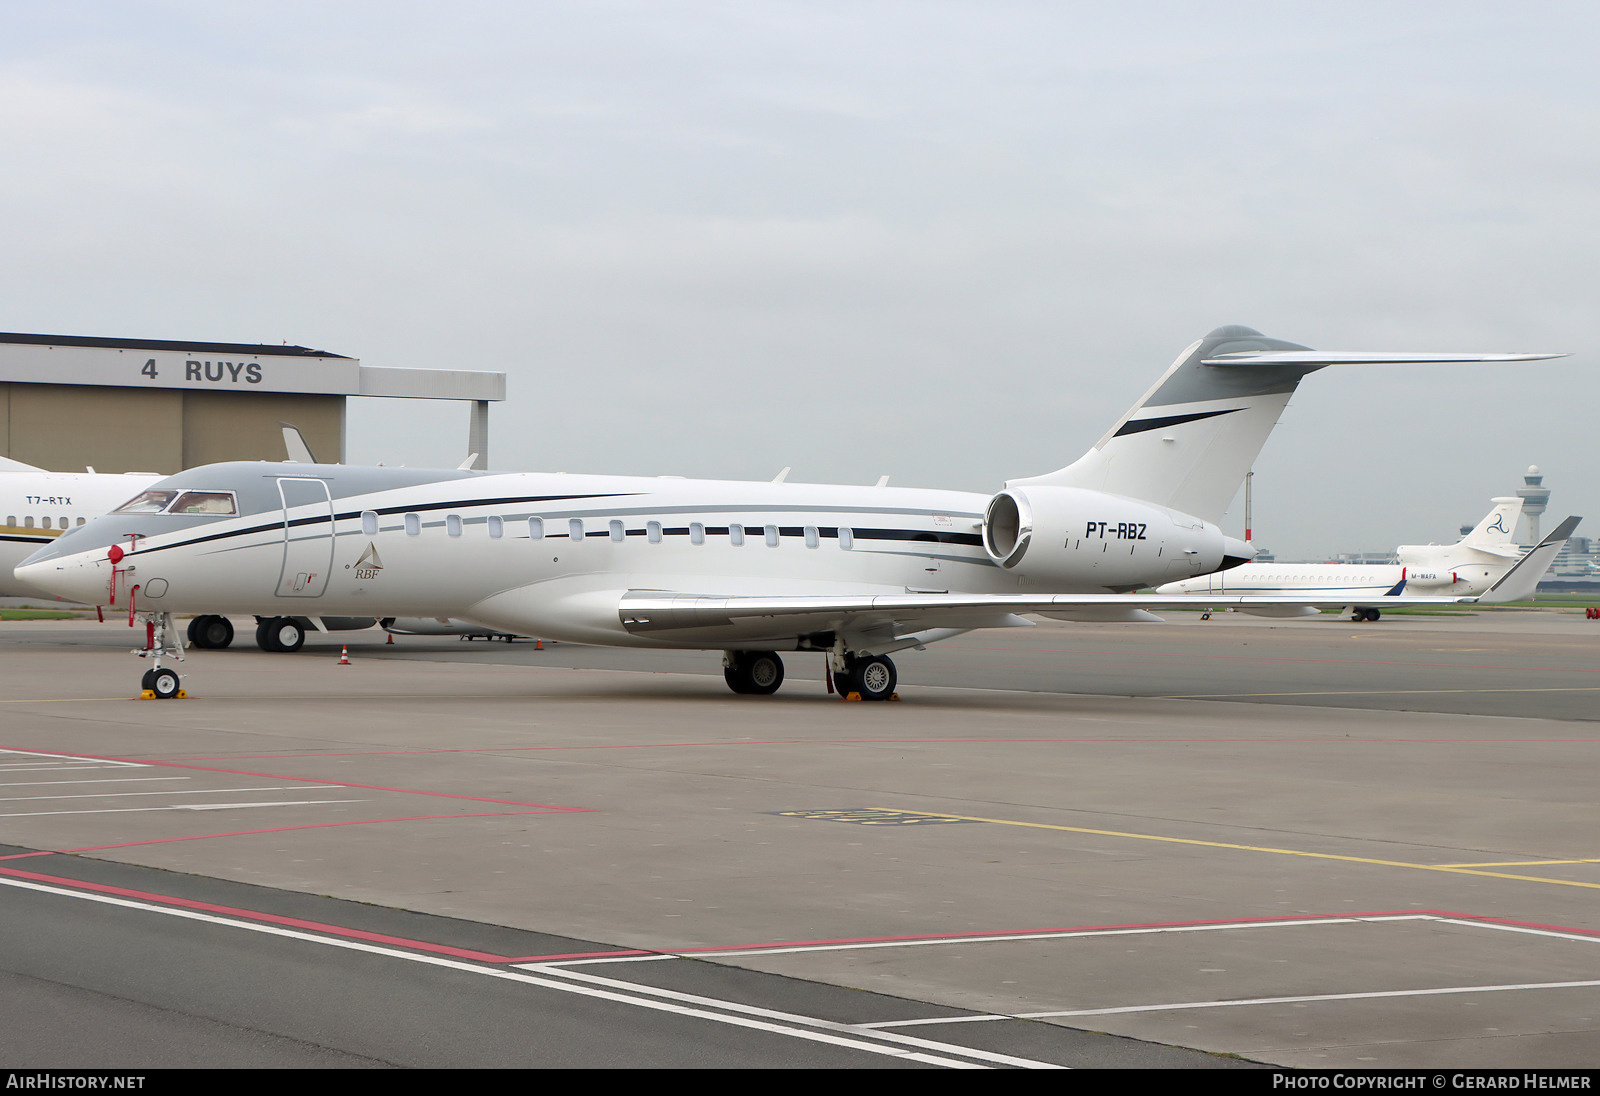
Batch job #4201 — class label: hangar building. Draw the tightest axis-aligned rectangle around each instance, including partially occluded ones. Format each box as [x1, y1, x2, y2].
[0, 332, 506, 473]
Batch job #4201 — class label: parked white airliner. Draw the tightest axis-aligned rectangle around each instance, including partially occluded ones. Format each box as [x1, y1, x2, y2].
[1155, 497, 1577, 621]
[15, 326, 1563, 699]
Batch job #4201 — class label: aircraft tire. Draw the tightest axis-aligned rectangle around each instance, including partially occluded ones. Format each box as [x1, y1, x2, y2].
[839, 654, 896, 701]
[724, 651, 784, 695]
[1368, 609, 1381, 621]
[270, 618, 306, 653]
[141, 669, 155, 693]
[190, 615, 234, 649]
[255, 618, 277, 651]
[149, 668, 181, 699]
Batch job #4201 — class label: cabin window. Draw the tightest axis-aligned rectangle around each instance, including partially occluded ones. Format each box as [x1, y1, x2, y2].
[41, 517, 52, 530]
[690, 522, 704, 545]
[113, 490, 178, 514]
[528, 517, 544, 540]
[729, 523, 745, 546]
[361, 511, 378, 536]
[24, 517, 34, 528]
[76, 517, 85, 526]
[169, 491, 237, 515]
[609, 519, 625, 543]
[839, 526, 854, 550]
[569, 518, 584, 541]
[764, 524, 779, 547]
[447, 514, 462, 537]
[488, 515, 503, 539]
[805, 526, 819, 548]
[405, 513, 421, 536]
[5, 516, 13, 526]
[647, 521, 662, 543]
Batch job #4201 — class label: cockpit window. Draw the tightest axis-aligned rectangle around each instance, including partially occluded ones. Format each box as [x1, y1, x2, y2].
[169, 491, 237, 515]
[113, 490, 179, 514]
[111, 489, 237, 516]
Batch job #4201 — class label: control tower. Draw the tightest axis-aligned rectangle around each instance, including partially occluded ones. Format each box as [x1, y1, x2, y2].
[1516, 465, 1550, 543]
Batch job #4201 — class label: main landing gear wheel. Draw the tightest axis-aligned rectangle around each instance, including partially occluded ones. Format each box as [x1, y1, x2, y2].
[187, 615, 234, 649]
[1353, 608, 1381, 623]
[255, 617, 306, 652]
[724, 650, 785, 695]
[835, 654, 897, 701]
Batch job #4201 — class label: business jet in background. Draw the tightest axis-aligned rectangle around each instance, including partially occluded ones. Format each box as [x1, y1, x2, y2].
[16, 326, 1564, 699]
[0, 456, 159, 598]
[1156, 497, 1578, 621]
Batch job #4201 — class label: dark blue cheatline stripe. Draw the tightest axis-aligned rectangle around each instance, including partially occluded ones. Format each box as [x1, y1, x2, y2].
[1113, 408, 1242, 437]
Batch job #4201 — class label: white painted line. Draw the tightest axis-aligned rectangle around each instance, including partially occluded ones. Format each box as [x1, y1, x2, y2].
[0, 749, 142, 768]
[609, 915, 1427, 961]
[1433, 917, 1600, 946]
[0, 778, 189, 788]
[0, 785, 342, 803]
[0, 800, 363, 817]
[519, 963, 1061, 1069]
[0, 875, 1039, 1069]
[1015, 980, 1600, 1019]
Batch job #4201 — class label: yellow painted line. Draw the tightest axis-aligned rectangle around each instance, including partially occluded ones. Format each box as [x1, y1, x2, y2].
[1438, 859, 1600, 868]
[874, 808, 1600, 891]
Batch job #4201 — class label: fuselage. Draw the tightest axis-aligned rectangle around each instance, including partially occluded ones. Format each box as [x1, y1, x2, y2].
[19, 461, 1236, 649]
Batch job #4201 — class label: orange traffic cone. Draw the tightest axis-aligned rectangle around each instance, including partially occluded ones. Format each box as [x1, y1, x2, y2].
[535, 639, 543, 650]
[338, 645, 351, 665]
[386, 632, 394, 644]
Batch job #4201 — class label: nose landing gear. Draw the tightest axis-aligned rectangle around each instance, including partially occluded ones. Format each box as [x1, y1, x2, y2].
[134, 612, 186, 699]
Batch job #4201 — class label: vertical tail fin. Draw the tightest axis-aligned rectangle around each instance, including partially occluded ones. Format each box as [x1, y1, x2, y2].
[1010, 327, 1563, 525]
[1459, 498, 1523, 547]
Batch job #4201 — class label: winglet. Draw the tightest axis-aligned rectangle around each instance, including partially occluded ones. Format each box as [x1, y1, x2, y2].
[1474, 515, 1582, 604]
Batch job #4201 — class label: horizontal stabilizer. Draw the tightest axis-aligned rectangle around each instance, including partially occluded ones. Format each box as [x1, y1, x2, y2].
[1202, 351, 1565, 366]
[0, 456, 46, 473]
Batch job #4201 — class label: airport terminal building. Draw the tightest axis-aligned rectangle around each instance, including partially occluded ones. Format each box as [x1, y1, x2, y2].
[0, 332, 504, 473]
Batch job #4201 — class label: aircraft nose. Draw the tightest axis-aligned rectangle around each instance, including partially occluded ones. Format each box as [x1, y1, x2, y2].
[14, 548, 104, 604]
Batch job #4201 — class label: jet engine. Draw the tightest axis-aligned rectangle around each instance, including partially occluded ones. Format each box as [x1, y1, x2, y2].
[981, 486, 1250, 587]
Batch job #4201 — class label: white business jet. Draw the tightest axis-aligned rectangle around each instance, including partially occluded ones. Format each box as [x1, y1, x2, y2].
[1155, 496, 1578, 621]
[15, 326, 1563, 699]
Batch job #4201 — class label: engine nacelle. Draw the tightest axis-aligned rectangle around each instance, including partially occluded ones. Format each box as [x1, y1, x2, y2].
[1403, 568, 1458, 588]
[981, 486, 1246, 587]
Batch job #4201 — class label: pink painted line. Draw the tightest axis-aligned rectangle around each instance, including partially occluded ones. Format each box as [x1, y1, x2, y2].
[1438, 912, 1600, 939]
[142, 734, 1600, 763]
[0, 863, 517, 962]
[509, 949, 659, 962]
[0, 746, 589, 812]
[50, 810, 574, 852]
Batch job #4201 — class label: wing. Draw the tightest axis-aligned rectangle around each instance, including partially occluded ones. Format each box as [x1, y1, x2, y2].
[616, 589, 1468, 652]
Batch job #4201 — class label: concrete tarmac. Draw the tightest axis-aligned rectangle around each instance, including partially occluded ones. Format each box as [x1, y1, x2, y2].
[2, 609, 1598, 1067]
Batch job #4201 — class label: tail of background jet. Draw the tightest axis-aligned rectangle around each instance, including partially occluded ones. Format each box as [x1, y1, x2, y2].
[1008, 326, 1561, 525]
[1458, 497, 1523, 548]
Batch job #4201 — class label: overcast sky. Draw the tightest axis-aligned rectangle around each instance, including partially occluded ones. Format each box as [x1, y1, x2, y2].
[4, 2, 1596, 558]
